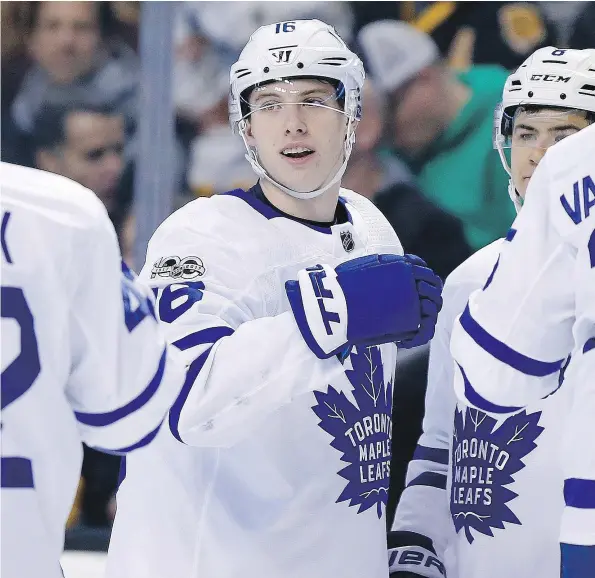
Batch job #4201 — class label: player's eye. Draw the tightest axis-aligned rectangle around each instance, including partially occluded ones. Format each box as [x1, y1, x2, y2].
[86, 148, 106, 161]
[554, 130, 577, 143]
[302, 97, 326, 106]
[516, 132, 536, 141]
[258, 101, 283, 111]
[85, 144, 123, 161]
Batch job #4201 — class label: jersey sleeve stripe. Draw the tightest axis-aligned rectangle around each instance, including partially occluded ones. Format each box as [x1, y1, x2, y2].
[460, 305, 565, 377]
[388, 530, 437, 553]
[172, 326, 234, 351]
[561, 543, 595, 578]
[583, 338, 595, 354]
[564, 478, 595, 509]
[91, 421, 163, 456]
[407, 471, 447, 490]
[457, 363, 525, 414]
[74, 348, 167, 426]
[111, 421, 163, 453]
[0, 457, 34, 488]
[412, 444, 449, 465]
[168, 345, 216, 443]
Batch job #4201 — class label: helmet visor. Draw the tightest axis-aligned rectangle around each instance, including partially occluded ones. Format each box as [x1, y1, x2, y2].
[239, 77, 347, 122]
[495, 105, 590, 149]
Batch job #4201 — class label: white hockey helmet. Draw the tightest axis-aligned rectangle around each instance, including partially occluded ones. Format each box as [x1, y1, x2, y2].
[229, 19, 365, 200]
[494, 47, 595, 210]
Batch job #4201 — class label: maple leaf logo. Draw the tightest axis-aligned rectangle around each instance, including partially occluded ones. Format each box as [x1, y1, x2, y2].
[450, 405, 544, 544]
[312, 346, 393, 518]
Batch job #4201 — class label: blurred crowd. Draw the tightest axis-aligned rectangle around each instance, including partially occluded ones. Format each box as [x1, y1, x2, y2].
[2, 0, 594, 542]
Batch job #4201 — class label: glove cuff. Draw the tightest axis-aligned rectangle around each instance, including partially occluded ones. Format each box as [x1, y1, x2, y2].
[285, 264, 348, 359]
[388, 545, 446, 578]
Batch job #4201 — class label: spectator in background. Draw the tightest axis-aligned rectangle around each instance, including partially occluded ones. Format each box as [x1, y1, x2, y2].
[1, 2, 31, 165]
[173, 31, 254, 197]
[350, 1, 554, 70]
[358, 20, 515, 252]
[568, 2, 595, 50]
[8, 2, 138, 165]
[176, 1, 354, 61]
[32, 100, 133, 247]
[343, 81, 471, 281]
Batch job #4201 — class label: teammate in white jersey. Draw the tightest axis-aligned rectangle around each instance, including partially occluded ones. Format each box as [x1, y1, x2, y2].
[106, 19, 443, 578]
[389, 48, 595, 578]
[0, 162, 185, 578]
[449, 78, 595, 576]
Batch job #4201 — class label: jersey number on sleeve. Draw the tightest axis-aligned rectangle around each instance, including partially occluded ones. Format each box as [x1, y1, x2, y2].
[1, 287, 41, 488]
[588, 228, 595, 268]
[156, 282, 205, 324]
[122, 261, 157, 331]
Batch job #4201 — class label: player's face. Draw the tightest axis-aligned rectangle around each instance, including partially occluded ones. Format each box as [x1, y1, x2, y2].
[511, 108, 590, 198]
[246, 78, 349, 193]
[61, 111, 125, 211]
[28, 2, 101, 84]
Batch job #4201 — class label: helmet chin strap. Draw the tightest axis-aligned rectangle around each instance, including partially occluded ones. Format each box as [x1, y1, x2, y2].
[239, 117, 357, 200]
[508, 180, 523, 214]
[496, 139, 523, 213]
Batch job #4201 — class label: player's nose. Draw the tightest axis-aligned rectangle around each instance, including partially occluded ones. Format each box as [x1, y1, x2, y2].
[283, 105, 308, 135]
[528, 145, 547, 165]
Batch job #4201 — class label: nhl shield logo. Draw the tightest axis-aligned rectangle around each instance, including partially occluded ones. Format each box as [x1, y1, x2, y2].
[340, 230, 355, 253]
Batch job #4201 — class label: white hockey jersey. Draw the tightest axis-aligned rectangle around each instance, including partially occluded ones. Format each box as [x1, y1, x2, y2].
[393, 236, 569, 578]
[450, 124, 595, 573]
[0, 163, 184, 578]
[107, 185, 401, 578]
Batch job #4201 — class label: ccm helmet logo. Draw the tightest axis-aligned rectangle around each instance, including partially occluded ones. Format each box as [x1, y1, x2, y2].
[530, 74, 571, 83]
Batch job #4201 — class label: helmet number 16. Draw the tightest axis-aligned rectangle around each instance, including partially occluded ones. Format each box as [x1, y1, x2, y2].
[275, 22, 295, 34]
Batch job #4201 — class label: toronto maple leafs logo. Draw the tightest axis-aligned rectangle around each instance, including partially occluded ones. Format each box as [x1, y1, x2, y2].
[312, 346, 393, 518]
[451, 406, 544, 544]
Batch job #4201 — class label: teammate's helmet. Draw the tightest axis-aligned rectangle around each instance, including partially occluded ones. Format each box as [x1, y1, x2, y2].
[229, 19, 365, 200]
[493, 47, 595, 210]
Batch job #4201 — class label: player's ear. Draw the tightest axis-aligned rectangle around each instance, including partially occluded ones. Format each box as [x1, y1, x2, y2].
[244, 120, 256, 145]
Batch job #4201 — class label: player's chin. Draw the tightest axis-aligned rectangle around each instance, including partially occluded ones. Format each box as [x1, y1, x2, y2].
[283, 176, 325, 195]
[271, 168, 320, 194]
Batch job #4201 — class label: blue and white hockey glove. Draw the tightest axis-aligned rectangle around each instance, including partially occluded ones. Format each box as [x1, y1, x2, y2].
[396, 254, 443, 349]
[285, 253, 442, 360]
[388, 531, 447, 578]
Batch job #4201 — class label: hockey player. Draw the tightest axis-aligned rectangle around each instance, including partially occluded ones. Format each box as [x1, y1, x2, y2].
[106, 19, 443, 578]
[389, 48, 595, 578]
[449, 73, 595, 577]
[0, 162, 185, 578]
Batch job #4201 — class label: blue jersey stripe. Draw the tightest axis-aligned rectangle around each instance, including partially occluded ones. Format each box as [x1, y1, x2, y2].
[412, 445, 449, 465]
[564, 478, 595, 509]
[173, 326, 234, 351]
[561, 543, 595, 578]
[93, 421, 163, 456]
[407, 472, 447, 490]
[75, 349, 166, 427]
[168, 346, 214, 443]
[460, 305, 564, 377]
[458, 363, 524, 414]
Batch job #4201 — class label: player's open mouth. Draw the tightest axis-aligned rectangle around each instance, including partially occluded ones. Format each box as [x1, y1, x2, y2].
[281, 146, 315, 159]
